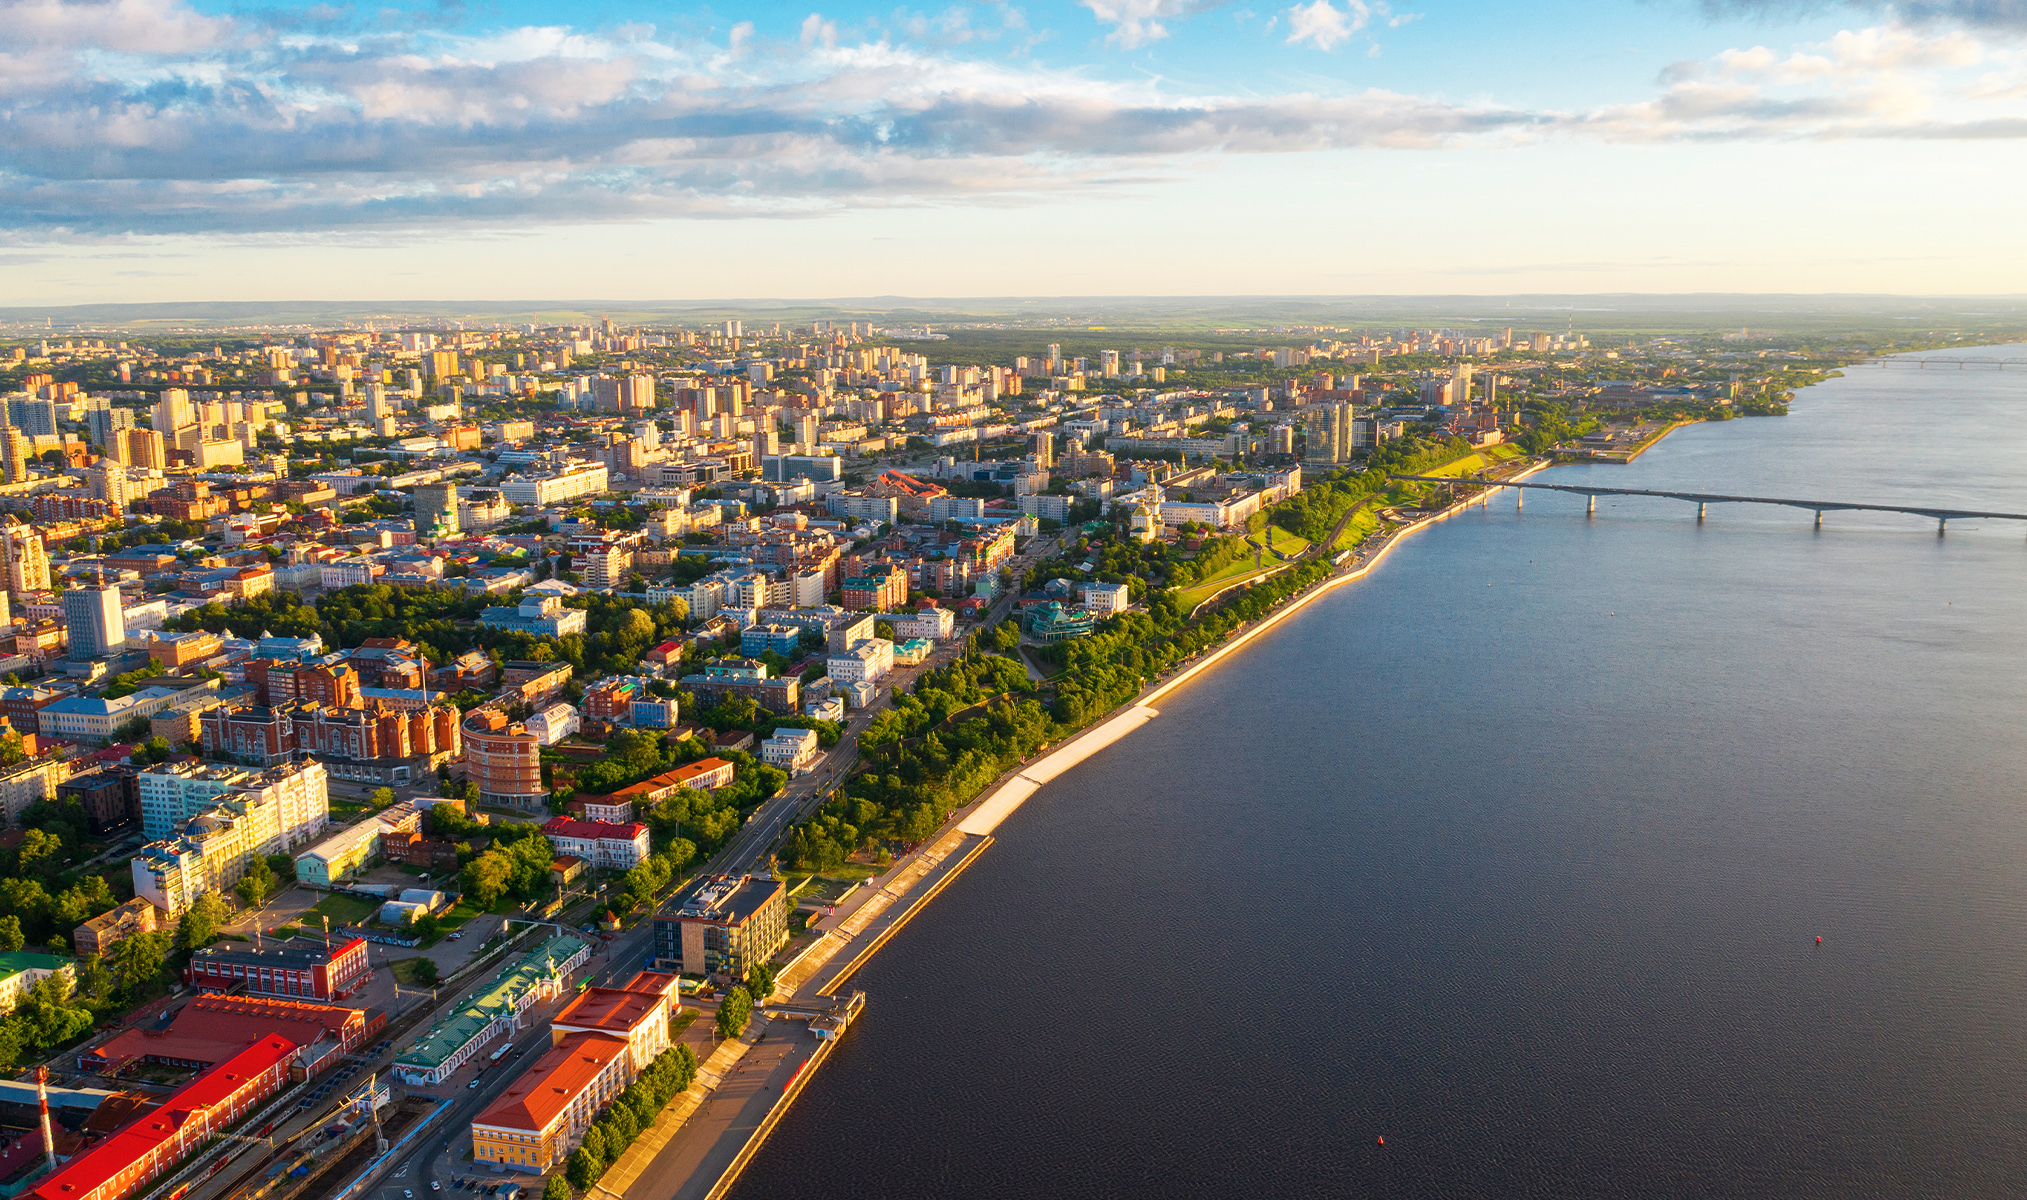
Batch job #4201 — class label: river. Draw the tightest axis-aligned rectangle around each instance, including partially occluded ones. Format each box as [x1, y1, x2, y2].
[731, 343, 2027, 1198]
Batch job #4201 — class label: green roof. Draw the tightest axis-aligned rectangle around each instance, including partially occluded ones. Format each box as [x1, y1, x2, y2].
[0, 952, 73, 977]
[395, 935, 589, 1070]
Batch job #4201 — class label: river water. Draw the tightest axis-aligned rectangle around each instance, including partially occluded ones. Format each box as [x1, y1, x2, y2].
[731, 344, 2027, 1199]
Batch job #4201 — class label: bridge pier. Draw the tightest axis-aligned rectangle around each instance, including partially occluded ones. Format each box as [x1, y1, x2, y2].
[1586, 495, 1595, 517]
[1814, 510, 1822, 529]
[1938, 517, 1947, 536]
[1516, 488, 1523, 511]
[1697, 502, 1706, 522]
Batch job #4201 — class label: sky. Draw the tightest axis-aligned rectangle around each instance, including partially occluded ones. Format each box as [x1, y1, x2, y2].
[3, 0, 2026, 303]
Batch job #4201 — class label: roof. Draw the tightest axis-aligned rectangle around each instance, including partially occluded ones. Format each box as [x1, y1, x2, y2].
[397, 935, 588, 1071]
[553, 984, 666, 1037]
[188, 935, 364, 974]
[0, 951, 72, 978]
[663, 875, 784, 928]
[471, 1033, 629, 1136]
[83, 995, 364, 1074]
[621, 971, 681, 999]
[32, 1035, 298, 1200]
[540, 817, 648, 842]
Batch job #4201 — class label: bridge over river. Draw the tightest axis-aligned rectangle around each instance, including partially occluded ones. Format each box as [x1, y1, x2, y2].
[1391, 475, 2027, 534]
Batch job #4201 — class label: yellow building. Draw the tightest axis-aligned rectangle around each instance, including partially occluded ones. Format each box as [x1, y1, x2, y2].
[470, 1032, 630, 1170]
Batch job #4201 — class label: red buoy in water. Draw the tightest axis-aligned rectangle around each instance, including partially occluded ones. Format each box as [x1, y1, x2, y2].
[1816, 936, 1822, 945]
[1376, 1137, 1384, 1146]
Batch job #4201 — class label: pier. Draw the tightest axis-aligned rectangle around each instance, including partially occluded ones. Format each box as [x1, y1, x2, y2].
[1390, 475, 2027, 534]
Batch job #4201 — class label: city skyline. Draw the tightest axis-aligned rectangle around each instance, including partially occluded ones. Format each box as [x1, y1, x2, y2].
[5, 0, 2027, 302]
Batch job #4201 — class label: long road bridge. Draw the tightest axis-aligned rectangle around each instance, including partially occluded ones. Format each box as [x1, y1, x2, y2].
[1857, 357, 2027, 369]
[1390, 475, 2027, 534]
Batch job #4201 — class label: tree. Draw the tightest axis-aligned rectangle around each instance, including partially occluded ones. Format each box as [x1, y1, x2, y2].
[235, 856, 277, 908]
[17, 829, 64, 882]
[0, 916, 21, 952]
[566, 1146, 602, 1191]
[461, 853, 513, 908]
[110, 931, 169, 997]
[369, 787, 397, 810]
[410, 957, 440, 985]
[267, 853, 298, 883]
[0, 730, 24, 766]
[746, 963, 775, 1002]
[543, 1174, 572, 1200]
[716, 985, 753, 1040]
[180, 893, 228, 950]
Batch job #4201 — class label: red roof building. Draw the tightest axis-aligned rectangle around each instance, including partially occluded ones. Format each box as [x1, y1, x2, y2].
[80, 994, 376, 1076]
[540, 818, 650, 871]
[470, 1033, 631, 1172]
[33, 1035, 298, 1200]
[550, 970, 678, 1075]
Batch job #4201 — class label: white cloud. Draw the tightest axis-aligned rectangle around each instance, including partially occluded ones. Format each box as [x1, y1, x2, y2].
[1284, 0, 1369, 49]
[1079, 0, 1222, 48]
[0, 0, 2023, 238]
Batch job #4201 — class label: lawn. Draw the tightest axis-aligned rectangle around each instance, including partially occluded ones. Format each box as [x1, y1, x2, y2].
[1173, 531, 1312, 613]
[308, 893, 381, 927]
[1330, 505, 1385, 552]
[436, 894, 518, 931]
[388, 957, 442, 986]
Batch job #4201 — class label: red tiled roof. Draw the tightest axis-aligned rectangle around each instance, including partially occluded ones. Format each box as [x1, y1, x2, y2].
[84, 995, 362, 1074]
[472, 1033, 629, 1135]
[34, 1035, 297, 1200]
[540, 817, 647, 841]
[553, 985, 664, 1035]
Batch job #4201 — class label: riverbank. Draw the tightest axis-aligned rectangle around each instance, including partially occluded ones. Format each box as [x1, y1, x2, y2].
[646, 457, 1551, 1200]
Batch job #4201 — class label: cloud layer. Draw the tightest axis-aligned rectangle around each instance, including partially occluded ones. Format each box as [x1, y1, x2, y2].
[1, 0, 2024, 236]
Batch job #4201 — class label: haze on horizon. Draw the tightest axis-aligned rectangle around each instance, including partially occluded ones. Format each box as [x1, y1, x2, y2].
[5, 0, 2026, 304]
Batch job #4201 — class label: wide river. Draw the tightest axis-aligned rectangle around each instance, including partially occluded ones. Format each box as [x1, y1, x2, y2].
[733, 344, 2027, 1198]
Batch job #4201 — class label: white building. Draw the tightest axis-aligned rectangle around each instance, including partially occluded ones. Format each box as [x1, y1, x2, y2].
[826, 638, 894, 687]
[525, 704, 579, 746]
[760, 727, 820, 775]
[541, 818, 650, 870]
[498, 463, 609, 507]
[883, 607, 956, 641]
[1079, 582, 1131, 616]
[132, 761, 329, 913]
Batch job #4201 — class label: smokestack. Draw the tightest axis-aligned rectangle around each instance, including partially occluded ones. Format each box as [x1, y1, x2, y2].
[37, 1066, 56, 1171]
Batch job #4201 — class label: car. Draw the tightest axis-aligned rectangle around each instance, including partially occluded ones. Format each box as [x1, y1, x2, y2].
[404, 1192, 413, 1198]
[432, 1184, 441, 1192]
[468, 1081, 480, 1089]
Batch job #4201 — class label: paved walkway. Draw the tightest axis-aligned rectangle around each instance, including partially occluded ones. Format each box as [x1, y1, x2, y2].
[605, 1021, 820, 1200]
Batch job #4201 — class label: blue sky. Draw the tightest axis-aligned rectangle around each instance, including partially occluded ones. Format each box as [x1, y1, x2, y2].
[3, 0, 2025, 302]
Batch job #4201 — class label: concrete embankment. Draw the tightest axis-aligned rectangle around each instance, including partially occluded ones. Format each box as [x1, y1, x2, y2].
[948, 456, 1554, 841]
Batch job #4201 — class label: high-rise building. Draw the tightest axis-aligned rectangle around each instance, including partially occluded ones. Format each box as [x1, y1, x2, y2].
[414, 483, 460, 539]
[151, 390, 194, 433]
[1028, 431, 1054, 469]
[116, 427, 167, 470]
[425, 350, 460, 379]
[90, 460, 132, 511]
[0, 525, 48, 597]
[6, 398, 58, 436]
[367, 384, 391, 421]
[753, 428, 779, 460]
[794, 414, 820, 449]
[1100, 350, 1120, 378]
[63, 572, 127, 661]
[85, 404, 133, 448]
[1302, 403, 1352, 466]
[0, 425, 26, 485]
